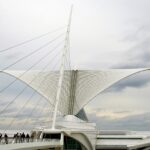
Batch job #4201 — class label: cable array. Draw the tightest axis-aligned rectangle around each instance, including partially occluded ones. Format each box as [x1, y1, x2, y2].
[0, 25, 72, 130]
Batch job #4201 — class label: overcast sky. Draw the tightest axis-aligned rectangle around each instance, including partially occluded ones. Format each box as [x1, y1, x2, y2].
[0, 0, 150, 130]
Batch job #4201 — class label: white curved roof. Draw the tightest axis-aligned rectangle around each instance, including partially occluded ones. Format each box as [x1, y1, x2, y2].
[74, 69, 150, 113]
[1, 68, 149, 115]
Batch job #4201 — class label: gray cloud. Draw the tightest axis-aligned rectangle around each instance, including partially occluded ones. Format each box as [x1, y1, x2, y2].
[122, 25, 150, 43]
[88, 110, 150, 131]
[113, 110, 131, 114]
[0, 101, 51, 129]
[105, 72, 150, 92]
[115, 25, 150, 69]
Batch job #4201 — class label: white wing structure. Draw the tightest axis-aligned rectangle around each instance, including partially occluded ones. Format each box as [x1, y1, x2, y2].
[74, 69, 150, 114]
[1, 68, 150, 116]
[1, 70, 72, 115]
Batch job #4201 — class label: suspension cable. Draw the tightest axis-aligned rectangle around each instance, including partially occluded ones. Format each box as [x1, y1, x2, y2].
[0, 26, 66, 53]
[0, 40, 64, 94]
[30, 58, 62, 129]
[2, 32, 65, 70]
[21, 52, 62, 129]
[4, 50, 62, 130]
[27, 101, 51, 128]
[0, 42, 64, 116]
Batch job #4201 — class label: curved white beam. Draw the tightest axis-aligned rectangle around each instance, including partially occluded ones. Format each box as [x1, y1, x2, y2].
[74, 68, 150, 114]
[0, 70, 71, 115]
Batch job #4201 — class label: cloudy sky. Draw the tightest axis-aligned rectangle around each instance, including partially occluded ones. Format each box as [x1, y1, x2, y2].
[0, 0, 150, 130]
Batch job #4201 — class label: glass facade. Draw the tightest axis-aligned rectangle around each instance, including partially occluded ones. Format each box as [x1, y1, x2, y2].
[64, 136, 82, 150]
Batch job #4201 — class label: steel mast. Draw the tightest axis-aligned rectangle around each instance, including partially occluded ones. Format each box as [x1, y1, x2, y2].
[51, 5, 73, 130]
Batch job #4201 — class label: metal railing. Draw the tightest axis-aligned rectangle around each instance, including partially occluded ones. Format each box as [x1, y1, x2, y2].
[0, 137, 60, 145]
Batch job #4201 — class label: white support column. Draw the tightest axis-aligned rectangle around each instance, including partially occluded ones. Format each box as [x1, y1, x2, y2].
[51, 5, 73, 130]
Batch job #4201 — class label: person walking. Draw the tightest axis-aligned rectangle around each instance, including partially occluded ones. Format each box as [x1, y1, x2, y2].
[21, 132, 25, 142]
[26, 134, 30, 143]
[4, 133, 8, 144]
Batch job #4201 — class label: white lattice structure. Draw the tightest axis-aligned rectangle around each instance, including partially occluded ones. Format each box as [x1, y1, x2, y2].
[1, 68, 149, 116]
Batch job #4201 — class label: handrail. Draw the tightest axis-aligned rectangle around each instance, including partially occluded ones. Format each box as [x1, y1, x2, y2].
[0, 137, 60, 145]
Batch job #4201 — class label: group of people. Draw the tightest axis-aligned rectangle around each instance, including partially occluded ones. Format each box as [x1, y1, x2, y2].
[13, 132, 31, 143]
[0, 132, 33, 144]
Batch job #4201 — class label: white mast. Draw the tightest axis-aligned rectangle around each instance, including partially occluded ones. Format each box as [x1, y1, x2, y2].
[51, 5, 73, 130]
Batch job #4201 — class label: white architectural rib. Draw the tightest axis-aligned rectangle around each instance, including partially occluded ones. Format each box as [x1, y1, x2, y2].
[74, 69, 150, 114]
[0, 70, 71, 115]
[0, 68, 149, 116]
